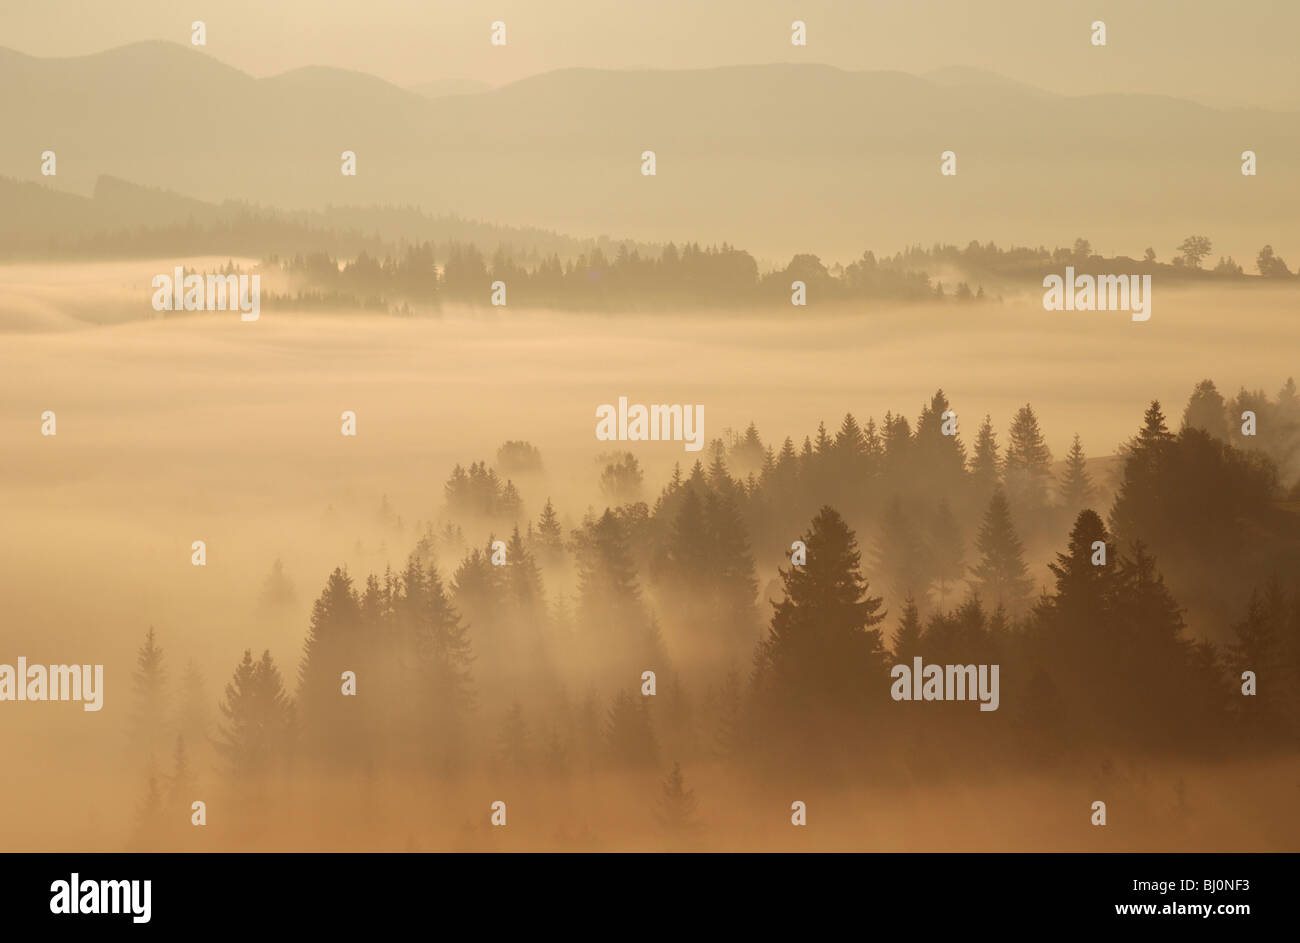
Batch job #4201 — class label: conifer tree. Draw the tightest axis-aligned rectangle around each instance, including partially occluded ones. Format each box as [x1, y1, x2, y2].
[534, 498, 566, 564]
[129, 627, 169, 762]
[656, 761, 699, 832]
[1043, 509, 1115, 624]
[505, 525, 544, 609]
[1131, 400, 1176, 463]
[754, 506, 889, 739]
[1228, 578, 1295, 735]
[703, 489, 759, 637]
[168, 734, 194, 813]
[215, 649, 295, 781]
[133, 762, 165, 848]
[928, 498, 966, 610]
[297, 567, 363, 763]
[399, 557, 475, 769]
[260, 557, 297, 609]
[881, 412, 914, 489]
[664, 486, 710, 586]
[914, 389, 968, 492]
[833, 412, 869, 487]
[1004, 404, 1053, 516]
[891, 593, 923, 658]
[969, 414, 1001, 505]
[576, 509, 642, 618]
[873, 496, 932, 610]
[969, 490, 1034, 616]
[1058, 434, 1095, 512]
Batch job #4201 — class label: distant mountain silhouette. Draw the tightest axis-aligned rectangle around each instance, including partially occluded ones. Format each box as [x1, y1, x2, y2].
[921, 66, 1054, 97]
[0, 174, 655, 262]
[408, 77, 491, 99]
[2, 42, 1297, 261]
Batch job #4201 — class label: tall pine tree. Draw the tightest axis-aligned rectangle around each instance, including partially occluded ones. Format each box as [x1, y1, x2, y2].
[969, 489, 1034, 617]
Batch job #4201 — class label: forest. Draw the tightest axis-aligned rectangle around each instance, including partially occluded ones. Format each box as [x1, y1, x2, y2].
[120, 375, 1300, 847]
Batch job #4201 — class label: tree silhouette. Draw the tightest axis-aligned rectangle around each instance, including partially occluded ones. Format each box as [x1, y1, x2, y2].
[656, 761, 699, 832]
[168, 734, 194, 818]
[891, 593, 924, 658]
[1176, 235, 1212, 269]
[1058, 434, 1096, 513]
[129, 627, 169, 763]
[260, 558, 296, 609]
[969, 414, 1002, 507]
[214, 649, 295, 781]
[928, 498, 966, 611]
[534, 498, 566, 565]
[1256, 245, 1292, 277]
[873, 495, 932, 610]
[752, 506, 889, 764]
[969, 490, 1034, 617]
[297, 567, 365, 765]
[1003, 404, 1053, 519]
[1181, 380, 1229, 440]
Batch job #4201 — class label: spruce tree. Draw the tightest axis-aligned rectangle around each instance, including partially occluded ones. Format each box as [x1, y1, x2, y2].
[891, 593, 923, 658]
[574, 509, 660, 671]
[260, 558, 296, 609]
[1004, 404, 1053, 516]
[928, 498, 966, 611]
[1228, 578, 1293, 736]
[399, 557, 475, 770]
[1043, 509, 1115, 624]
[703, 489, 758, 638]
[133, 762, 165, 848]
[129, 627, 169, 762]
[534, 498, 566, 564]
[215, 649, 295, 781]
[505, 525, 544, 609]
[969, 490, 1034, 616]
[914, 389, 968, 493]
[1058, 434, 1095, 512]
[168, 734, 194, 813]
[754, 506, 889, 733]
[664, 486, 710, 587]
[969, 414, 1001, 503]
[297, 567, 363, 764]
[873, 495, 931, 610]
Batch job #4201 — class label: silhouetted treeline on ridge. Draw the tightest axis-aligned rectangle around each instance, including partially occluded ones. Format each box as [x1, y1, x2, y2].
[253, 234, 1294, 313]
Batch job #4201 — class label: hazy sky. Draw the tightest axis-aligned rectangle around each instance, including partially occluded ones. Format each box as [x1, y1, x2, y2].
[4, 0, 1299, 108]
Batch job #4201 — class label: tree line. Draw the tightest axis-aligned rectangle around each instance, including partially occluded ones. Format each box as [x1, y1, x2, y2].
[123, 377, 1300, 839]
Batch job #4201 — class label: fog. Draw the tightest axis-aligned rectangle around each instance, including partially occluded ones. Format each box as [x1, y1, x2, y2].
[2, 262, 1298, 850]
